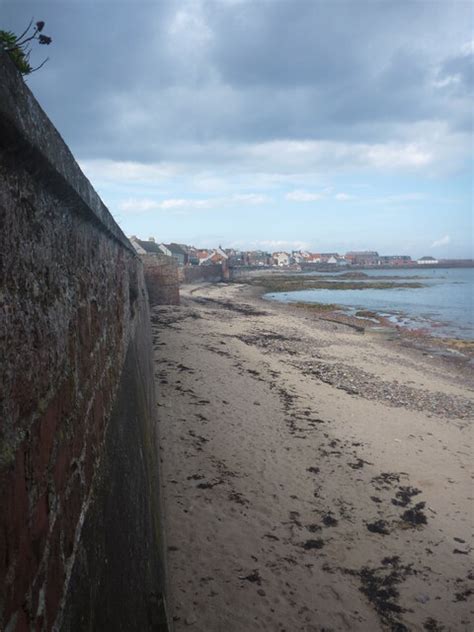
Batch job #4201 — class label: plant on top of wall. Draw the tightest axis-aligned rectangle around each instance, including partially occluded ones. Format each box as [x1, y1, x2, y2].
[0, 19, 52, 76]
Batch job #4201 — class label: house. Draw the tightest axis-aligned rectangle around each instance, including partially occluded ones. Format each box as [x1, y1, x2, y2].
[378, 255, 412, 266]
[185, 247, 200, 265]
[327, 255, 346, 266]
[199, 248, 229, 265]
[225, 249, 247, 266]
[291, 251, 307, 264]
[196, 249, 210, 262]
[159, 243, 188, 266]
[417, 256, 439, 265]
[345, 251, 379, 266]
[320, 252, 341, 263]
[247, 250, 271, 266]
[273, 252, 290, 267]
[129, 236, 162, 255]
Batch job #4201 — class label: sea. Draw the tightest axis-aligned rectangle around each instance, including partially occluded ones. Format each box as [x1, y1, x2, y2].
[265, 267, 474, 340]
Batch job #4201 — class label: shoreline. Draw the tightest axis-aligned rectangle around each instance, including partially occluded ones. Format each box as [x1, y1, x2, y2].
[252, 289, 474, 379]
[234, 268, 474, 353]
[153, 282, 473, 631]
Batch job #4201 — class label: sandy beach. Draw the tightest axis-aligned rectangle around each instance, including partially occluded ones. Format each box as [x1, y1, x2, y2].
[152, 282, 473, 632]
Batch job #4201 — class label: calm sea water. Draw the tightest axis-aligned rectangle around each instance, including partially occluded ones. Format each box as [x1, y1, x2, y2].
[265, 267, 474, 340]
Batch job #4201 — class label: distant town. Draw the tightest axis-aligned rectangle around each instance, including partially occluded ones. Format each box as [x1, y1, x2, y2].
[130, 236, 472, 270]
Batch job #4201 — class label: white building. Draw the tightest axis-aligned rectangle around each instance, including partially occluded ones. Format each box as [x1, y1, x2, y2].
[417, 256, 438, 265]
[273, 252, 290, 267]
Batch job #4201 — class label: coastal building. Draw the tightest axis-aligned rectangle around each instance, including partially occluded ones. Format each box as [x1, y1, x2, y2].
[291, 251, 313, 264]
[225, 249, 247, 266]
[159, 243, 187, 266]
[417, 256, 439, 265]
[320, 253, 341, 263]
[184, 246, 200, 265]
[199, 247, 229, 265]
[345, 251, 379, 266]
[326, 255, 347, 266]
[129, 236, 162, 255]
[246, 250, 271, 266]
[273, 252, 290, 267]
[378, 255, 412, 266]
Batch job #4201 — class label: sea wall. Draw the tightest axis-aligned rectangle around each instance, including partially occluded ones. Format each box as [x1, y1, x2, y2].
[0, 53, 167, 631]
[180, 264, 227, 284]
[141, 254, 180, 306]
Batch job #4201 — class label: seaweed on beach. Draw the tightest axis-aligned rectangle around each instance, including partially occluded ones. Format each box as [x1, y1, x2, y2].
[367, 520, 391, 535]
[423, 618, 446, 631]
[302, 538, 325, 550]
[401, 502, 428, 526]
[244, 274, 425, 293]
[391, 486, 421, 507]
[357, 558, 414, 631]
[371, 472, 402, 490]
[322, 514, 338, 527]
[193, 296, 268, 316]
[239, 569, 262, 585]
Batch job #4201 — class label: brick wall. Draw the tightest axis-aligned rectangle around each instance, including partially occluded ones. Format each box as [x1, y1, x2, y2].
[0, 53, 167, 631]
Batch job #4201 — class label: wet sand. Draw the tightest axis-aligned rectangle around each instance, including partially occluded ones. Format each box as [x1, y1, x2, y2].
[152, 282, 473, 632]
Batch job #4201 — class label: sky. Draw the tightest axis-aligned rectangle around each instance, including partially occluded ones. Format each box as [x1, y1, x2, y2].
[2, 0, 473, 257]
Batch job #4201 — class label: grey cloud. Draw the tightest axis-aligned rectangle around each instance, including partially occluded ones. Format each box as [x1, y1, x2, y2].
[2, 0, 472, 166]
[437, 48, 474, 94]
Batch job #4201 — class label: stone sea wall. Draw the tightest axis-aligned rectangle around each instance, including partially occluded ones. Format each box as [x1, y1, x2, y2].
[180, 263, 227, 284]
[141, 254, 180, 306]
[0, 53, 167, 631]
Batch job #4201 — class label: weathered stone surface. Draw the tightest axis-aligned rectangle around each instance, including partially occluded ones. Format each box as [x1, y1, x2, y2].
[180, 264, 226, 284]
[0, 52, 167, 631]
[141, 254, 180, 306]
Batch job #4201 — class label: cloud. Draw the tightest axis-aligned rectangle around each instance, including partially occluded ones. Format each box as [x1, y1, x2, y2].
[435, 43, 474, 96]
[118, 192, 271, 213]
[232, 193, 271, 204]
[230, 239, 311, 252]
[118, 198, 216, 213]
[79, 160, 180, 184]
[2, 1, 471, 257]
[3, 0, 469, 175]
[286, 190, 324, 202]
[431, 235, 451, 248]
[335, 193, 353, 201]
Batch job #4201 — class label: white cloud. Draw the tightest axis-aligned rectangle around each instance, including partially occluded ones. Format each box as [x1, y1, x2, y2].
[286, 190, 324, 202]
[431, 235, 451, 248]
[79, 159, 179, 183]
[118, 192, 271, 214]
[233, 193, 271, 204]
[119, 197, 217, 213]
[433, 74, 461, 89]
[335, 193, 353, 201]
[364, 143, 433, 168]
[230, 239, 311, 251]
